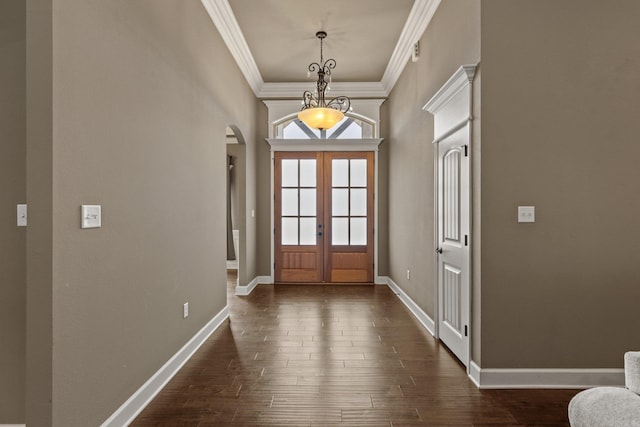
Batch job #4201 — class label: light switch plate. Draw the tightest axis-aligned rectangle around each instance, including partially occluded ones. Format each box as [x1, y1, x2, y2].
[81, 205, 101, 229]
[17, 204, 27, 226]
[518, 206, 535, 223]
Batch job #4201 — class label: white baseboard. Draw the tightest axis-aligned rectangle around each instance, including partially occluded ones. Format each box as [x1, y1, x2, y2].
[235, 275, 271, 296]
[468, 361, 482, 387]
[383, 276, 436, 337]
[468, 361, 625, 389]
[377, 278, 626, 389]
[101, 305, 230, 426]
[0, 424, 26, 427]
[375, 276, 388, 285]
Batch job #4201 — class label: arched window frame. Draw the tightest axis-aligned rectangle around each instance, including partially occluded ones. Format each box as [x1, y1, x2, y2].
[263, 99, 385, 140]
[274, 112, 376, 140]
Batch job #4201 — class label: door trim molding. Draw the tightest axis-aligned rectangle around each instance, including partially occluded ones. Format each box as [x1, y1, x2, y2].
[424, 64, 477, 371]
[423, 65, 477, 115]
[267, 138, 383, 152]
[268, 140, 383, 283]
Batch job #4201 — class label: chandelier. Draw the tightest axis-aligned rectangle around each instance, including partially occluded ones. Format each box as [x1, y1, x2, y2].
[298, 31, 351, 130]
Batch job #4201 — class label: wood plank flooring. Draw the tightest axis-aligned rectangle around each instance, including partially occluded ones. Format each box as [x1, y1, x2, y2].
[131, 272, 579, 426]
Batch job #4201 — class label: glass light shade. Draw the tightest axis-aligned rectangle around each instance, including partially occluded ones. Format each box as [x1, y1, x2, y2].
[298, 107, 344, 130]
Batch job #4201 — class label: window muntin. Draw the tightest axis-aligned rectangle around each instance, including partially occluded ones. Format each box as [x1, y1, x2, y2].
[278, 116, 374, 140]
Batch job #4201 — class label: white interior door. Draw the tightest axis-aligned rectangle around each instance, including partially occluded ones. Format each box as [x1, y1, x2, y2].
[425, 65, 476, 369]
[436, 126, 470, 367]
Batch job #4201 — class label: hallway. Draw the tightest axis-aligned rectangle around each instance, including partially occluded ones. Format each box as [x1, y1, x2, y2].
[131, 274, 577, 426]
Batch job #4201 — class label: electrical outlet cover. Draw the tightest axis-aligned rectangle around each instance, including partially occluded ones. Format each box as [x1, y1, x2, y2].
[81, 205, 102, 228]
[17, 204, 27, 227]
[518, 206, 535, 223]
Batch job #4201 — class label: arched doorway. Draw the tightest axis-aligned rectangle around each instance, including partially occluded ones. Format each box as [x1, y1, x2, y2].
[226, 125, 246, 295]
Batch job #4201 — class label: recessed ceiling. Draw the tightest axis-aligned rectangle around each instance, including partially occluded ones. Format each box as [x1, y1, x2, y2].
[228, 0, 414, 83]
[203, 0, 442, 97]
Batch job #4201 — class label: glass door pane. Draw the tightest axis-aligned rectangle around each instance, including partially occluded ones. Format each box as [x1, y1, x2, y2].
[275, 152, 323, 284]
[331, 158, 368, 246]
[280, 158, 317, 246]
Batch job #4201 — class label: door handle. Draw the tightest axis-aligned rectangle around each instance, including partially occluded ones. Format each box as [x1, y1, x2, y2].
[435, 247, 443, 254]
[317, 232, 323, 236]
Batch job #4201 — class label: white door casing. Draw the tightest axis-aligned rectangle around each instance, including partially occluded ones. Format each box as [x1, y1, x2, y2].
[266, 139, 384, 284]
[423, 64, 476, 369]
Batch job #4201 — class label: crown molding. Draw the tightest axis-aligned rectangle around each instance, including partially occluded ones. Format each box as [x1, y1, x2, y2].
[259, 81, 388, 99]
[202, 0, 442, 99]
[200, 0, 263, 96]
[381, 0, 442, 94]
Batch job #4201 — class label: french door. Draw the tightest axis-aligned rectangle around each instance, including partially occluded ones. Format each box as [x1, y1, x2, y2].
[274, 151, 374, 283]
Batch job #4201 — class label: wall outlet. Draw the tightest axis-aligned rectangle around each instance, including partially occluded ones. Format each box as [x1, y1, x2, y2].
[17, 204, 27, 226]
[183, 302, 189, 319]
[518, 206, 535, 223]
[406, 269, 411, 280]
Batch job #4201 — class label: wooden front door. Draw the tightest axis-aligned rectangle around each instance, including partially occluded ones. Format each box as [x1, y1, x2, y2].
[275, 152, 374, 284]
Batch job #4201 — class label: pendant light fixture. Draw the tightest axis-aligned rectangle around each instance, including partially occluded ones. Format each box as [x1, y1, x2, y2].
[298, 31, 351, 131]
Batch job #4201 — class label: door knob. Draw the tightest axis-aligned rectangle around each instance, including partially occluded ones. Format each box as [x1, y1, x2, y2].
[317, 231, 323, 236]
[435, 248, 443, 254]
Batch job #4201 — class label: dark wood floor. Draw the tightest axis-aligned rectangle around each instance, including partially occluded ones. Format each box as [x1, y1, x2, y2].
[131, 272, 579, 426]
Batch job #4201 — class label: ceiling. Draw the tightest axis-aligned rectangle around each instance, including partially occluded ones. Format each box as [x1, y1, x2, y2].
[228, 0, 413, 83]
[202, 0, 442, 97]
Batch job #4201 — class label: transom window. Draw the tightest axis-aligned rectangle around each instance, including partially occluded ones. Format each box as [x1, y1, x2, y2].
[276, 116, 374, 140]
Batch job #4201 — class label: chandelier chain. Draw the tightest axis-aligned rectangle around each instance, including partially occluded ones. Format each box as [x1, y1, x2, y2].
[299, 31, 351, 120]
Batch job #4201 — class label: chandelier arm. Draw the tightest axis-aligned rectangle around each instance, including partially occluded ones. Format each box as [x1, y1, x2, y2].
[307, 62, 322, 74]
[322, 59, 336, 74]
[326, 96, 351, 114]
[301, 90, 316, 109]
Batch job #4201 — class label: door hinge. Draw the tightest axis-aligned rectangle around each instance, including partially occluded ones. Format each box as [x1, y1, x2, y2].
[274, 227, 276, 235]
[463, 145, 468, 157]
[464, 325, 468, 337]
[464, 235, 468, 246]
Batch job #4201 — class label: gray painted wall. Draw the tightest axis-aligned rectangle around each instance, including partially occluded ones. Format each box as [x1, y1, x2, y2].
[26, 0, 54, 424]
[387, 0, 481, 323]
[255, 103, 272, 277]
[24, 0, 260, 424]
[377, 102, 390, 276]
[13, 1, 640, 425]
[388, 0, 640, 370]
[480, 0, 640, 368]
[0, 0, 26, 422]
